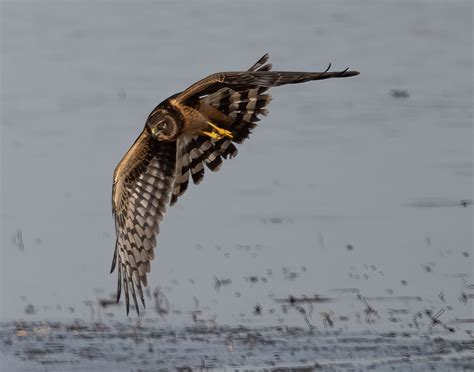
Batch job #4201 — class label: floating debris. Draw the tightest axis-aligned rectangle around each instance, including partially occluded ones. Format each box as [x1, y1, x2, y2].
[24, 304, 36, 315]
[260, 217, 293, 224]
[284, 271, 299, 281]
[406, 198, 466, 208]
[296, 305, 314, 330]
[422, 264, 432, 273]
[12, 229, 24, 252]
[98, 296, 120, 309]
[364, 296, 422, 302]
[425, 308, 455, 333]
[357, 294, 380, 323]
[390, 89, 409, 98]
[245, 276, 259, 284]
[460, 199, 472, 207]
[213, 276, 232, 292]
[275, 295, 334, 305]
[153, 287, 170, 316]
[321, 312, 334, 328]
[458, 291, 474, 304]
[253, 303, 262, 316]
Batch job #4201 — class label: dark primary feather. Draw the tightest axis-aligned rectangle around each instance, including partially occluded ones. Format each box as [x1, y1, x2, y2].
[247, 53, 272, 72]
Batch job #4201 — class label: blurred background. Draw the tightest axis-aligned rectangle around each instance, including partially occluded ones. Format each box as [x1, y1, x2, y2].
[1, 0, 472, 370]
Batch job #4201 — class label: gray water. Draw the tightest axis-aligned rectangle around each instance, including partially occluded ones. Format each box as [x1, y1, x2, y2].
[1, 1, 473, 370]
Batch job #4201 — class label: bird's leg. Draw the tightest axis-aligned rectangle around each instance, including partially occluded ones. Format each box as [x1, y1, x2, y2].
[201, 121, 233, 140]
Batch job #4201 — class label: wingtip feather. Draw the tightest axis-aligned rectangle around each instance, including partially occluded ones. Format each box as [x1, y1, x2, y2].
[347, 70, 360, 76]
[110, 245, 118, 273]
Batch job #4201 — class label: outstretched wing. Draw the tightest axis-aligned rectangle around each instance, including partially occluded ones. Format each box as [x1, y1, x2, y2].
[111, 130, 176, 314]
[171, 54, 273, 205]
[170, 54, 359, 205]
[175, 61, 359, 104]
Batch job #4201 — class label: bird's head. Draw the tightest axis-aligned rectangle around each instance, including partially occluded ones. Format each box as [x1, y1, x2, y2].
[147, 109, 179, 141]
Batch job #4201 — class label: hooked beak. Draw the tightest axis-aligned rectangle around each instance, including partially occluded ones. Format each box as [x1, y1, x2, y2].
[150, 127, 159, 137]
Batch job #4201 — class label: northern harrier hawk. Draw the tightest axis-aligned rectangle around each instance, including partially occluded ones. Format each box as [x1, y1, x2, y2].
[111, 54, 359, 314]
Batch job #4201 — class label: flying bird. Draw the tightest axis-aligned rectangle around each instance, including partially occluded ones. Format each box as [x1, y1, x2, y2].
[111, 54, 359, 314]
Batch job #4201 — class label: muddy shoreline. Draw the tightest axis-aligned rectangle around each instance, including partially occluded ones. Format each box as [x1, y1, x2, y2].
[2, 320, 473, 371]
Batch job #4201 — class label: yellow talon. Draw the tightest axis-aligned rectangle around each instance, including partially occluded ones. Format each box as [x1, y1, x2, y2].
[202, 121, 233, 139]
[201, 131, 222, 140]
